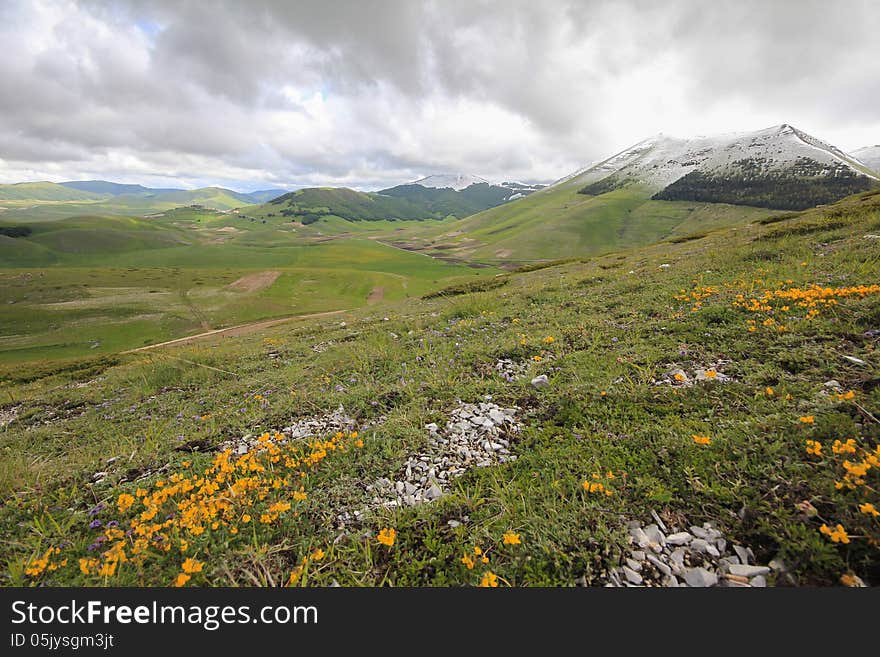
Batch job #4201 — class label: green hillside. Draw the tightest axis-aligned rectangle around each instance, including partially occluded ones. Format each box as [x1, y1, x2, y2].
[0, 181, 106, 202]
[396, 182, 776, 265]
[254, 187, 458, 224]
[0, 186, 257, 221]
[377, 182, 513, 217]
[2, 189, 878, 588]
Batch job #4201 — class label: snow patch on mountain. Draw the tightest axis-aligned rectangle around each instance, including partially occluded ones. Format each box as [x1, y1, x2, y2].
[411, 174, 491, 191]
[556, 124, 878, 192]
[853, 145, 880, 172]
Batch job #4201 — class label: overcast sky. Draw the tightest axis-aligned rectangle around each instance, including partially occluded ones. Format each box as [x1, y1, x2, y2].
[2, 0, 878, 192]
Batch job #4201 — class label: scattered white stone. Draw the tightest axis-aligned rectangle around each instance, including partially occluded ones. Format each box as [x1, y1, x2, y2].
[531, 374, 549, 389]
[623, 566, 643, 585]
[734, 545, 751, 565]
[601, 515, 773, 588]
[729, 564, 770, 578]
[683, 567, 718, 588]
[843, 355, 867, 365]
[666, 532, 693, 545]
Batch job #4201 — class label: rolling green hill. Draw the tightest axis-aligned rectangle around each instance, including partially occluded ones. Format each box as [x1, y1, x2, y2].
[253, 187, 460, 224]
[393, 182, 776, 265]
[0, 186, 260, 221]
[0, 181, 106, 202]
[0, 207, 495, 362]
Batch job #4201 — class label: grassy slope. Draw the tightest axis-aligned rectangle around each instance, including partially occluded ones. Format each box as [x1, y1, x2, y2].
[0, 210, 495, 362]
[0, 181, 106, 202]
[2, 190, 879, 587]
[401, 183, 776, 263]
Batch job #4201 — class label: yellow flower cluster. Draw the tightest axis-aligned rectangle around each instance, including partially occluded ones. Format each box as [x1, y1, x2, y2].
[734, 283, 880, 327]
[66, 430, 362, 584]
[582, 471, 615, 496]
[692, 434, 712, 446]
[288, 547, 328, 586]
[479, 571, 499, 587]
[832, 439, 857, 455]
[674, 285, 720, 312]
[25, 547, 67, 578]
[805, 440, 822, 456]
[805, 433, 879, 551]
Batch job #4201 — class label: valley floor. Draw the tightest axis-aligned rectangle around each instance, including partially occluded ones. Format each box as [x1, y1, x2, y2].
[2, 190, 880, 587]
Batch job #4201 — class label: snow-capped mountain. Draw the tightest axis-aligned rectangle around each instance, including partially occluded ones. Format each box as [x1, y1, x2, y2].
[402, 174, 545, 198]
[556, 124, 877, 210]
[410, 173, 491, 191]
[853, 145, 880, 172]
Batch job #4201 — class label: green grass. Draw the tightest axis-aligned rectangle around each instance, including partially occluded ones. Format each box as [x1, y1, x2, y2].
[0, 181, 105, 202]
[2, 190, 878, 587]
[0, 187, 257, 221]
[0, 208, 496, 362]
[396, 183, 776, 264]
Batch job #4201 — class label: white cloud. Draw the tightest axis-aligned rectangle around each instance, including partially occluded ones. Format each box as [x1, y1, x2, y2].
[1, 0, 878, 191]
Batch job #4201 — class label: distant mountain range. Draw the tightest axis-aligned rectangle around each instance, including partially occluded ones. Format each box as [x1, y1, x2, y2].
[0, 180, 289, 210]
[255, 174, 546, 225]
[0, 127, 876, 232]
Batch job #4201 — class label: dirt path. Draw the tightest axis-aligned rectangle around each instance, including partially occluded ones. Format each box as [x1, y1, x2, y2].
[122, 309, 348, 353]
[227, 270, 282, 292]
[367, 286, 385, 304]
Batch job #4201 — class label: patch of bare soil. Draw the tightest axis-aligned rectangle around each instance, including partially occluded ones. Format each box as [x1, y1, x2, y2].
[122, 309, 349, 353]
[367, 287, 385, 304]
[227, 270, 282, 292]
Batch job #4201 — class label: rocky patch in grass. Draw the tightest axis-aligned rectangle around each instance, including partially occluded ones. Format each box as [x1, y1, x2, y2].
[494, 358, 530, 382]
[600, 518, 777, 588]
[339, 401, 522, 526]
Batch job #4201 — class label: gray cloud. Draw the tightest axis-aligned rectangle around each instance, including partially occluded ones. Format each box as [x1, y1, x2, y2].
[1, 0, 878, 190]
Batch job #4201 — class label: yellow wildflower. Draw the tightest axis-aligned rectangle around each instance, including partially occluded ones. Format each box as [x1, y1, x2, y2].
[173, 573, 191, 587]
[805, 440, 822, 456]
[859, 503, 879, 517]
[117, 493, 135, 513]
[310, 548, 325, 562]
[479, 571, 499, 588]
[502, 531, 521, 545]
[461, 555, 475, 570]
[377, 528, 396, 546]
[692, 435, 711, 446]
[799, 416, 814, 424]
[181, 558, 203, 574]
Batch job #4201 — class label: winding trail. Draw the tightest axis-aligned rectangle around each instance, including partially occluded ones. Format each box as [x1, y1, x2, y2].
[122, 309, 349, 353]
